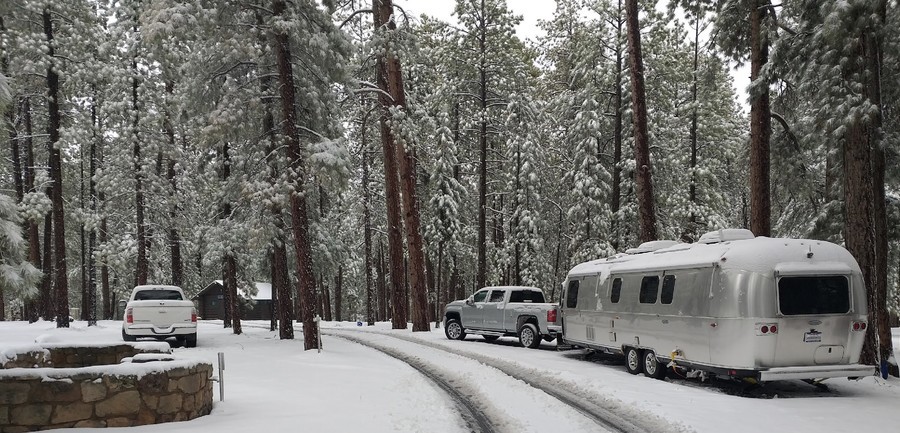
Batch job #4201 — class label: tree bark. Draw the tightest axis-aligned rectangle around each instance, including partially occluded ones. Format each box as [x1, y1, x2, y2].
[363, 114, 375, 325]
[132, 55, 148, 286]
[476, 0, 488, 290]
[374, 0, 428, 331]
[611, 0, 624, 251]
[687, 9, 700, 242]
[272, 0, 319, 350]
[44, 9, 70, 328]
[334, 266, 343, 322]
[624, 0, 658, 243]
[749, 0, 772, 237]
[23, 98, 41, 323]
[163, 81, 184, 287]
[224, 254, 241, 334]
[87, 92, 99, 326]
[373, 0, 409, 330]
[376, 241, 387, 321]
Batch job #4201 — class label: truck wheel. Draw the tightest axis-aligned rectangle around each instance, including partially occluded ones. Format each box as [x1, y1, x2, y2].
[445, 319, 466, 340]
[643, 350, 667, 379]
[483, 335, 500, 342]
[185, 333, 198, 348]
[122, 329, 136, 342]
[624, 347, 643, 375]
[518, 323, 541, 349]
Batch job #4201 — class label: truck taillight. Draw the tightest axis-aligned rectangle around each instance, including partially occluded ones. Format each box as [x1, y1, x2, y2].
[851, 321, 867, 332]
[192, 308, 197, 323]
[547, 309, 557, 323]
[126, 307, 134, 324]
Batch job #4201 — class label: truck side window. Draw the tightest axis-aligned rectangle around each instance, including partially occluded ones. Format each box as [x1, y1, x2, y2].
[639, 276, 659, 304]
[661, 275, 676, 304]
[565, 280, 579, 308]
[473, 290, 488, 303]
[610, 278, 622, 303]
[489, 290, 505, 302]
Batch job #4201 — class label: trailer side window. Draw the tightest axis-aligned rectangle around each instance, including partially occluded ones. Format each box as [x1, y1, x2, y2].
[661, 275, 676, 304]
[565, 280, 579, 308]
[610, 278, 622, 303]
[639, 276, 659, 304]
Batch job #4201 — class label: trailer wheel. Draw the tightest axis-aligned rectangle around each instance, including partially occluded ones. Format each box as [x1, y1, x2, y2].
[518, 323, 542, 349]
[445, 319, 466, 340]
[624, 347, 643, 374]
[643, 351, 667, 379]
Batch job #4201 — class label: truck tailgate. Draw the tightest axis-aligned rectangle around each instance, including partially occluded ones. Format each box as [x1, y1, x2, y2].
[129, 301, 194, 327]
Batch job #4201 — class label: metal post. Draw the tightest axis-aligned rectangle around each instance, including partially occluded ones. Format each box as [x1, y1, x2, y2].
[315, 315, 322, 353]
[217, 352, 225, 401]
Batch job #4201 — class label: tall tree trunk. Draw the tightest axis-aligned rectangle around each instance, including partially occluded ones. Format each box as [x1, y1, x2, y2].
[80, 130, 88, 320]
[334, 266, 343, 322]
[41, 213, 53, 320]
[224, 253, 241, 334]
[373, 0, 429, 332]
[865, 0, 894, 376]
[2, 20, 16, 321]
[624, 0, 658, 243]
[132, 56, 148, 286]
[476, 0, 488, 290]
[87, 93, 99, 326]
[164, 81, 183, 287]
[749, 0, 771, 237]
[321, 277, 332, 322]
[272, 0, 319, 350]
[23, 98, 41, 323]
[687, 9, 700, 242]
[377, 241, 387, 322]
[44, 9, 70, 328]
[363, 116, 375, 326]
[258, 46, 294, 338]
[372, 0, 409, 330]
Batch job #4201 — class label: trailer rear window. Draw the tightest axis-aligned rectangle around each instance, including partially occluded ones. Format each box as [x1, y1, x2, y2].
[778, 276, 850, 315]
[134, 290, 183, 301]
[510, 290, 545, 303]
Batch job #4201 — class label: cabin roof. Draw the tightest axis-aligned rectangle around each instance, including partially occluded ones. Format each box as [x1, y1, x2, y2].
[193, 281, 273, 301]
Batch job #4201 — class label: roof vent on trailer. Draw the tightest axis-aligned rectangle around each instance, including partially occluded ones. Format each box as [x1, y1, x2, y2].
[698, 229, 755, 244]
[625, 240, 679, 254]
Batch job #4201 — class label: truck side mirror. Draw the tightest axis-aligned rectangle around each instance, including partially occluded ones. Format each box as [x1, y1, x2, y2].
[465, 296, 474, 306]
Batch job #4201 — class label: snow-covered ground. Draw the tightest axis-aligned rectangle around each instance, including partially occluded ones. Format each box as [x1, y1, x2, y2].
[1, 320, 899, 432]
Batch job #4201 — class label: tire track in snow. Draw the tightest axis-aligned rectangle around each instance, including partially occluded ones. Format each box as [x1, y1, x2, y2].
[328, 329, 688, 433]
[327, 332, 499, 433]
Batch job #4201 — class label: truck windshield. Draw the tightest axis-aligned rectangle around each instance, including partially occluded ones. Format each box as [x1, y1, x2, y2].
[778, 276, 850, 315]
[134, 290, 184, 301]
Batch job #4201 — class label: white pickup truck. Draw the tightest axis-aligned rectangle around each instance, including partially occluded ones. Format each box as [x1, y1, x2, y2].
[443, 286, 561, 348]
[121, 285, 198, 347]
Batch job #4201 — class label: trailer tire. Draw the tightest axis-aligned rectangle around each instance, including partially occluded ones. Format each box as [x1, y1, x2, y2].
[445, 319, 466, 340]
[624, 347, 643, 375]
[518, 323, 541, 349]
[643, 350, 667, 379]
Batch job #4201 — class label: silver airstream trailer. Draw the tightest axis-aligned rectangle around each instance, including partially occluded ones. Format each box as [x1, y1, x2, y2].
[559, 229, 875, 382]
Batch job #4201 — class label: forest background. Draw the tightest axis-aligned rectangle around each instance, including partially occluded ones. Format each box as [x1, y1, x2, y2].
[0, 0, 897, 370]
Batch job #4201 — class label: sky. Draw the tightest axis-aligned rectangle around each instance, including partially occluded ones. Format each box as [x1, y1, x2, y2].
[394, 0, 751, 111]
[2, 320, 899, 432]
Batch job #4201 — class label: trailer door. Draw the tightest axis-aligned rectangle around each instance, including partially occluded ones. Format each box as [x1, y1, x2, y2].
[773, 275, 853, 366]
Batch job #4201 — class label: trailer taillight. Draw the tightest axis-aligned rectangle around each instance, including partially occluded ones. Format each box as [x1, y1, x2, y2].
[851, 321, 867, 332]
[126, 307, 134, 324]
[755, 322, 778, 335]
[547, 309, 557, 323]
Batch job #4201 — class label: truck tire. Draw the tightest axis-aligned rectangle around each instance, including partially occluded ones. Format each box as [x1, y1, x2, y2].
[184, 333, 198, 348]
[445, 319, 466, 340]
[624, 347, 643, 375]
[122, 329, 136, 342]
[643, 350, 667, 379]
[518, 323, 541, 349]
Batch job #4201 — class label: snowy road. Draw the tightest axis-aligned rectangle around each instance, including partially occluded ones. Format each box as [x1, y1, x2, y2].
[327, 329, 674, 433]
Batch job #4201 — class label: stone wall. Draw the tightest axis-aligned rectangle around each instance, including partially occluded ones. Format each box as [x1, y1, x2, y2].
[1, 344, 169, 369]
[0, 344, 213, 432]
